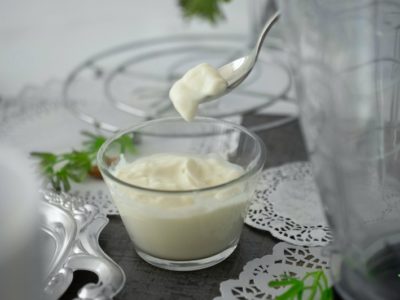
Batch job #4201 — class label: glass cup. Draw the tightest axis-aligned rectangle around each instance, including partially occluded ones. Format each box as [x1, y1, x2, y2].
[279, 1, 400, 299]
[97, 117, 266, 271]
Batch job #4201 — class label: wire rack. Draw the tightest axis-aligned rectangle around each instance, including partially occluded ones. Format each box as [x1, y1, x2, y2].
[62, 34, 297, 133]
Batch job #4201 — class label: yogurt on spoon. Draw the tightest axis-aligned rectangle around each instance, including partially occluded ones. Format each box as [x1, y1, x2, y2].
[169, 63, 227, 121]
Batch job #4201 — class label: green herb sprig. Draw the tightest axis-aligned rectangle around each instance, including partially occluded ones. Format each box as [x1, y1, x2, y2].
[269, 270, 333, 300]
[178, 0, 232, 24]
[31, 131, 136, 192]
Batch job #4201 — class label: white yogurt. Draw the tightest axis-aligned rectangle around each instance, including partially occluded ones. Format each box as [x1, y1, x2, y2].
[106, 153, 251, 261]
[169, 63, 227, 121]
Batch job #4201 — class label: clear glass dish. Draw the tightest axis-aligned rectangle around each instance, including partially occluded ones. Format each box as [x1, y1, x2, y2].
[98, 117, 266, 271]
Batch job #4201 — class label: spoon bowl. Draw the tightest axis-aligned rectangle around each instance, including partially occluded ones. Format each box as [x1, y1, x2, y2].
[217, 12, 280, 94]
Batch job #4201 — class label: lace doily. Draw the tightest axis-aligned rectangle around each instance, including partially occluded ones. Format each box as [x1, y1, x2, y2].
[246, 162, 333, 246]
[215, 242, 331, 300]
[69, 180, 119, 215]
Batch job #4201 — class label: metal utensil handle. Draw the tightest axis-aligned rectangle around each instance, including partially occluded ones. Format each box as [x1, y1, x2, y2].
[42, 191, 126, 300]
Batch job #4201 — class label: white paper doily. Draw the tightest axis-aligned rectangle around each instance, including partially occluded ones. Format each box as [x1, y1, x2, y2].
[215, 242, 331, 300]
[245, 162, 333, 246]
[0, 81, 242, 215]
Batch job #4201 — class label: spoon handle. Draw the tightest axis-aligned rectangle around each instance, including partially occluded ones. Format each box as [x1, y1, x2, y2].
[254, 12, 280, 59]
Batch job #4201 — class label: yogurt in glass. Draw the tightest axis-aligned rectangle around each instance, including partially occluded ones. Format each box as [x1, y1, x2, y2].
[98, 117, 266, 271]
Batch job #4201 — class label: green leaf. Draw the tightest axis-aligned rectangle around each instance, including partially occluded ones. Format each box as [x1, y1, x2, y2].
[116, 134, 137, 154]
[307, 271, 322, 300]
[269, 270, 332, 300]
[320, 270, 329, 289]
[81, 131, 107, 154]
[178, 0, 232, 24]
[269, 278, 302, 288]
[31, 130, 137, 192]
[57, 169, 71, 192]
[30, 152, 57, 167]
[321, 288, 333, 300]
[49, 176, 60, 192]
[276, 282, 304, 300]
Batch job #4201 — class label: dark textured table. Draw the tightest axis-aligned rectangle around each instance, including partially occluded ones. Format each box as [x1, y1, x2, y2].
[61, 115, 340, 299]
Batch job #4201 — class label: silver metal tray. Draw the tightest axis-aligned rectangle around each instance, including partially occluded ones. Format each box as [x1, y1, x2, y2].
[40, 190, 125, 299]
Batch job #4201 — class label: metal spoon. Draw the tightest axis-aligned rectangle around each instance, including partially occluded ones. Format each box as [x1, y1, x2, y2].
[217, 12, 280, 92]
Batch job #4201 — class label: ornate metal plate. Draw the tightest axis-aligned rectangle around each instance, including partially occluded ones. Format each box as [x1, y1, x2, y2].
[40, 190, 126, 299]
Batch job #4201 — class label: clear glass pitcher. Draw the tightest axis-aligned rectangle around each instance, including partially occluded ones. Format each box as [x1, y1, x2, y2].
[278, 1, 400, 299]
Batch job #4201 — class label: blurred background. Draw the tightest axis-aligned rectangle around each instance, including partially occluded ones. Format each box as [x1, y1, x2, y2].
[0, 0, 250, 96]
